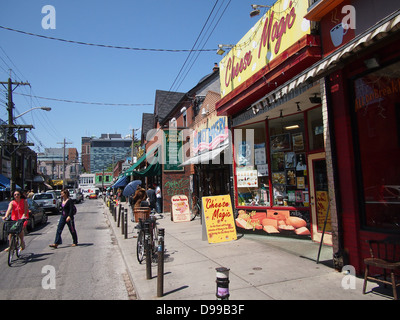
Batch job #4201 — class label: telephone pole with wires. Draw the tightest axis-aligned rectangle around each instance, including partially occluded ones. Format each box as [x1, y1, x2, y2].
[57, 138, 72, 189]
[0, 77, 32, 195]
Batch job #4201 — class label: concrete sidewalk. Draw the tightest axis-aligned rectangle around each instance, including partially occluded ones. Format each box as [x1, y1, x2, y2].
[103, 202, 391, 300]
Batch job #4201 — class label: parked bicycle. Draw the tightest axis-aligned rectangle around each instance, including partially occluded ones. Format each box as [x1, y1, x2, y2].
[136, 213, 159, 264]
[3, 218, 27, 267]
[190, 195, 202, 221]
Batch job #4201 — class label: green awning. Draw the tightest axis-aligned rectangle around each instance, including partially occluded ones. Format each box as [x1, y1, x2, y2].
[124, 146, 159, 176]
[130, 162, 161, 177]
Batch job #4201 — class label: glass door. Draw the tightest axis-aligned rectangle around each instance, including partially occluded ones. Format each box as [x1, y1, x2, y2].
[308, 152, 332, 245]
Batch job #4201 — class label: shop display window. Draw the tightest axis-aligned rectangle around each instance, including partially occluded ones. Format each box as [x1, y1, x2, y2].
[235, 122, 270, 207]
[268, 113, 308, 207]
[354, 61, 400, 232]
[307, 107, 324, 151]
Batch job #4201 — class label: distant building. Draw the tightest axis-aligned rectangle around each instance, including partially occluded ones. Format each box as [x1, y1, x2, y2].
[89, 133, 132, 173]
[37, 147, 79, 187]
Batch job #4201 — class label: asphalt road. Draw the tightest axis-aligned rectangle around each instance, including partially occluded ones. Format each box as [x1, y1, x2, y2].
[0, 198, 132, 300]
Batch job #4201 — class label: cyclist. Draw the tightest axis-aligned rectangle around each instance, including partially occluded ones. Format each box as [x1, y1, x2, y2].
[2, 191, 29, 251]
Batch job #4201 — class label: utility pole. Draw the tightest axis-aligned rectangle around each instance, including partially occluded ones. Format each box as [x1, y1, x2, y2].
[57, 138, 73, 189]
[0, 78, 31, 196]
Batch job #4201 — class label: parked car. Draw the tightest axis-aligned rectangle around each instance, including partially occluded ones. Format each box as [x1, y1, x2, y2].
[47, 189, 61, 200]
[89, 193, 98, 199]
[45, 190, 61, 210]
[0, 200, 10, 242]
[68, 189, 83, 203]
[76, 191, 83, 203]
[32, 193, 60, 214]
[0, 199, 48, 242]
[26, 198, 48, 230]
[68, 189, 77, 203]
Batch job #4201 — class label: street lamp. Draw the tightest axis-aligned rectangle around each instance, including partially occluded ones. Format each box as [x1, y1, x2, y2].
[250, 4, 271, 17]
[217, 44, 234, 55]
[14, 106, 51, 119]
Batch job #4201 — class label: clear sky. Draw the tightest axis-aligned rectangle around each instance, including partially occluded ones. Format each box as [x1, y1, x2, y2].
[0, 0, 276, 155]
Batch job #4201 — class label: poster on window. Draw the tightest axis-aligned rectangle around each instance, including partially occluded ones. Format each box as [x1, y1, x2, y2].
[237, 170, 258, 188]
[254, 143, 266, 165]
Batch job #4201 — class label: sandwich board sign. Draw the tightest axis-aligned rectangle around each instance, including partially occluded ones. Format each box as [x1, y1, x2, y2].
[202, 195, 237, 244]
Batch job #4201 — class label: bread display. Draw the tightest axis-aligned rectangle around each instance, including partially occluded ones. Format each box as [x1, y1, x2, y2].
[235, 209, 310, 236]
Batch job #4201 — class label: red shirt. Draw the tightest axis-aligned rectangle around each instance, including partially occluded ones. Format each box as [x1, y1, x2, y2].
[11, 200, 28, 227]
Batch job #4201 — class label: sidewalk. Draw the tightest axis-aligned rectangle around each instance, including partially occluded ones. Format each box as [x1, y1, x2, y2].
[104, 203, 391, 300]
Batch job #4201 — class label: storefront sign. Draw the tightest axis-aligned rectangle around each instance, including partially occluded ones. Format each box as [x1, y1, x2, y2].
[164, 129, 184, 171]
[316, 191, 331, 232]
[202, 195, 237, 243]
[193, 116, 229, 154]
[171, 195, 190, 222]
[219, 0, 310, 97]
[354, 77, 400, 112]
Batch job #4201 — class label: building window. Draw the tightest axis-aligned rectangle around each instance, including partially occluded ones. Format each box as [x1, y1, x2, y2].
[307, 106, 324, 151]
[353, 60, 400, 232]
[235, 121, 270, 207]
[269, 113, 307, 207]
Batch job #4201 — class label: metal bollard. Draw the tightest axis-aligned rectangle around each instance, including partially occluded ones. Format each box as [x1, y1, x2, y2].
[121, 207, 124, 235]
[124, 209, 128, 239]
[114, 204, 117, 222]
[144, 221, 152, 280]
[215, 267, 230, 300]
[157, 228, 165, 297]
[109, 202, 114, 214]
[117, 205, 122, 227]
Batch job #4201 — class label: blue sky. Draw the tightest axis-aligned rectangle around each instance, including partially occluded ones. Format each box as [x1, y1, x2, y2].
[0, 0, 276, 154]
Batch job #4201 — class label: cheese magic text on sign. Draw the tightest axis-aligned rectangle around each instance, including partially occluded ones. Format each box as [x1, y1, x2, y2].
[220, 0, 310, 97]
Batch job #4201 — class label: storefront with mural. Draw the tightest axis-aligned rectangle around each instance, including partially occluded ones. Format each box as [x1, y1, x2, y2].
[216, 0, 329, 242]
[180, 91, 232, 210]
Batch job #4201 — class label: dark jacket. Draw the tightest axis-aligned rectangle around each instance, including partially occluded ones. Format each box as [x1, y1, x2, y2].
[146, 189, 156, 209]
[62, 198, 74, 217]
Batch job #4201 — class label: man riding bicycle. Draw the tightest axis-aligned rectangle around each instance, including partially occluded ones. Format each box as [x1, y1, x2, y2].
[2, 191, 28, 251]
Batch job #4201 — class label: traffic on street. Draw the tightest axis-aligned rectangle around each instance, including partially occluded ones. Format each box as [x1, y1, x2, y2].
[0, 199, 133, 300]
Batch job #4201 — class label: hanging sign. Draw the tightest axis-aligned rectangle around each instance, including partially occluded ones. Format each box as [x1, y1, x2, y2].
[193, 116, 229, 154]
[202, 195, 237, 244]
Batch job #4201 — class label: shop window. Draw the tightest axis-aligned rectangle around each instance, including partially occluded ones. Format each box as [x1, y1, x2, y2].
[235, 122, 270, 207]
[269, 113, 308, 207]
[354, 61, 400, 232]
[307, 107, 324, 151]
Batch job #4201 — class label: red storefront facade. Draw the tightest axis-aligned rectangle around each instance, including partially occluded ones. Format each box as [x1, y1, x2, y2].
[216, 0, 400, 275]
[307, 0, 400, 274]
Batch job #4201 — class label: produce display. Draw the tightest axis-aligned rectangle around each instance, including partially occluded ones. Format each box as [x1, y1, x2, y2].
[235, 209, 310, 236]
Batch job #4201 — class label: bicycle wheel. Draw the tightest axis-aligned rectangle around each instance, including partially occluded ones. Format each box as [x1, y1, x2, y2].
[8, 236, 16, 267]
[136, 229, 145, 264]
[15, 237, 21, 258]
[151, 223, 159, 255]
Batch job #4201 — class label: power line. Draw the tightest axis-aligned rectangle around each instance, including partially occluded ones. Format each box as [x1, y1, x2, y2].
[0, 25, 216, 53]
[9, 91, 152, 106]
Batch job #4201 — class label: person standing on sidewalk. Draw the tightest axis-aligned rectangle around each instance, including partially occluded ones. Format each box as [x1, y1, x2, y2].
[146, 185, 156, 212]
[49, 189, 78, 248]
[154, 183, 162, 213]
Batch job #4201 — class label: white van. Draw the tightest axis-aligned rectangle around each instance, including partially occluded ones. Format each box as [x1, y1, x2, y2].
[82, 186, 100, 198]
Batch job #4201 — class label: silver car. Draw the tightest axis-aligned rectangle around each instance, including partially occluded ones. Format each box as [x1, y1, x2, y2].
[32, 193, 60, 214]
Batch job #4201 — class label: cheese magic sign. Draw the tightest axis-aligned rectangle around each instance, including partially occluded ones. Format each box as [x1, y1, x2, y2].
[219, 0, 310, 98]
